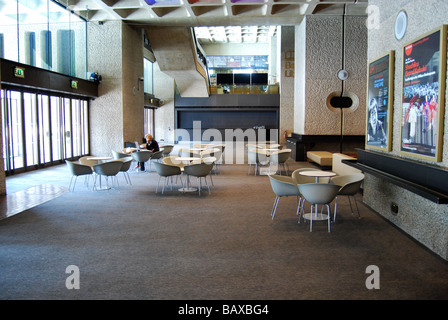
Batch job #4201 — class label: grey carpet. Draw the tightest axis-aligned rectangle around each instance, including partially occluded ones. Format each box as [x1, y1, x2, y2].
[1, 162, 448, 300]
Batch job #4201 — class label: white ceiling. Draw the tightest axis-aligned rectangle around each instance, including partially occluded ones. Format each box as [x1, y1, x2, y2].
[61, 0, 368, 43]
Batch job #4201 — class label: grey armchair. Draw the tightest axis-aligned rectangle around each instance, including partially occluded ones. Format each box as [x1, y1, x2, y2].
[298, 183, 340, 232]
[270, 149, 291, 175]
[268, 174, 301, 220]
[183, 162, 214, 196]
[153, 161, 184, 194]
[65, 160, 93, 192]
[131, 150, 152, 172]
[330, 173, 365, 221]
[160, 145, 174, 157]
[92, 160, 123, 190]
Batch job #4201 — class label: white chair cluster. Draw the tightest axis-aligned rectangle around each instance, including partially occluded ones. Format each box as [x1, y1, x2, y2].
[154, 155, 216, 196]
[65, 153, 135, 192]
[268, 169, 365, 232]
[247, 143, 291, 176]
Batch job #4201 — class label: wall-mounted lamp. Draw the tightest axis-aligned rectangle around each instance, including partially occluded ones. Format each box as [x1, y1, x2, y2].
[133, 77, 145, 96]
[337, 69, 349, 81]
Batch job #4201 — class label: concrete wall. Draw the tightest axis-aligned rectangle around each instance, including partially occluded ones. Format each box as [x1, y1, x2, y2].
[88, 21, 144, 156]
[154, 61, 176, 144]
[365, 0, 448, 260]
[0, 65, 5, 195]
[279, 26, 295, 143]
[201, 42, 269, 56]
[295, 15, 367, 137]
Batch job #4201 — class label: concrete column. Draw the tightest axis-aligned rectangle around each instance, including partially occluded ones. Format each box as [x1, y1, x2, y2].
[0, 63, 5, 195]
[88, 21, 144, 156]
[294, 15, 367, 137]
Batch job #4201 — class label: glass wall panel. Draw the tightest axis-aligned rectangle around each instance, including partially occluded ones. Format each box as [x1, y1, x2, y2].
[63, 97, 72, 158]
[40, 30, 52, 69]
[144, 108, 154, 137]
[50, 96, 62, 161]
[71, 99, 80, 157]
[1, 90, 24, 171]
[0, 0, 19, 62]
[23, 92, 39, 166]
[144, 58, 154, 95]
[2, 88, 89, 173]
[38, 94, 51, 164]
[81, 100, 89, 155]
[0, 0, 87, 78]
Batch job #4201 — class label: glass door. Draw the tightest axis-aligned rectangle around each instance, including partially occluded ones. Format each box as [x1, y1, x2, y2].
[1, 88, 90, 174]
[1, 90, 24, 171]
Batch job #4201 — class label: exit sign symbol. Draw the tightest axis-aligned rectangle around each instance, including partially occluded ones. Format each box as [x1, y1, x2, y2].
[14, 67, 25, 78]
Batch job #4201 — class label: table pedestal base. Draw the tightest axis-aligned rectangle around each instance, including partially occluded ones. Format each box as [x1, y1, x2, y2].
[178, 187, 197, 193]
[302, 213, 329, 221]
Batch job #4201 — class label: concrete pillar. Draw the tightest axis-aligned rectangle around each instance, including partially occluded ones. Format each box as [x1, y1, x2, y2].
[88, 21, 144, 156]
[294, 15, 367, 137]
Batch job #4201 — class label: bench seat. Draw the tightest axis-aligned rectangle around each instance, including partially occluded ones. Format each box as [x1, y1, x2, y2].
[307, 151, 333, 167]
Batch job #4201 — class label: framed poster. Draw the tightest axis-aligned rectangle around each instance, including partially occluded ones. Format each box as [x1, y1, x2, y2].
[366, 51, 394, 151]
[400, 25, 447, 161]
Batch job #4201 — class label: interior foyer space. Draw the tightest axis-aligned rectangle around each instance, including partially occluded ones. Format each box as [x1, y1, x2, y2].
[1, 0, 448, 303]
[2, 154, 448, 300]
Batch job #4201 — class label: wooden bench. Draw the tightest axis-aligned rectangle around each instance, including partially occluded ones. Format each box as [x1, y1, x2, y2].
[307, 151, 333, 167]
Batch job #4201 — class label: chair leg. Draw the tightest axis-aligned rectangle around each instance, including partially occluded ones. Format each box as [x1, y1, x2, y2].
[204, 176, 211, 194]
[326, 204, 331, 232]
[284, 163, 289, 176]
[352, 195, 361, 219]
[156, 176, 161, 193]
[68, 176, 76, 192]
[296, 196, 302, 219]
[310, 204, 314, 232]
[298, 198, 306, 224]
[271, 195, 280, 219]
[208, 174, 214, 187]
[162, 177, 167, 194]
[334, 197, 338, 222]
[179, 175, 185, 194]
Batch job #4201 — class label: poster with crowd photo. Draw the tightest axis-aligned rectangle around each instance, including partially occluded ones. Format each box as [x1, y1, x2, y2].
[366, 52, 394, 151]
[400, 26, 447, 161]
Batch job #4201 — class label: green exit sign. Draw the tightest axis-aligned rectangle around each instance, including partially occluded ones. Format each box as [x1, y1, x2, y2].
[71, 80, 78, 89]
[14, 67, 25, 78]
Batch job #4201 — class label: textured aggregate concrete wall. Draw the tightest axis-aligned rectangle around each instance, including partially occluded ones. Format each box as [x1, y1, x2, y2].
[365, 0, 448, 260]
[88, 21, 144, 156]
[0, 67, 5, 195]
[280, 26, 295, 143]
[296, 15, 367, 137]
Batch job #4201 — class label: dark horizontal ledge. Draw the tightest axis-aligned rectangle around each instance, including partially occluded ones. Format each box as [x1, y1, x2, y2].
[343, 159, 448, 204]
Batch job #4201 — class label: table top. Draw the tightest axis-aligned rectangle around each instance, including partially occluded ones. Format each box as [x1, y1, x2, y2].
[86, 156, 112, 161]
[259, 148, 280, 152]
[189, 147, 207, 151]
[299, 170, 336, 178]
[175, 157, 200, 162]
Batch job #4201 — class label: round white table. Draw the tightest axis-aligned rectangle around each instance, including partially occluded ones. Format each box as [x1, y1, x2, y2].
[299, 170, 336, 183]
[174, 157, 201, 192]
[86, 156, 112, 163]
[87, 157, 113, 190]
[299, 170, 337, 223]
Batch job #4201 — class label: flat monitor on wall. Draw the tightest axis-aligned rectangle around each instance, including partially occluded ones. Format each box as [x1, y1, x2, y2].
[217, 73, 234, 85]
[251, 73, 268, 85]
[233, 73, 251, 85]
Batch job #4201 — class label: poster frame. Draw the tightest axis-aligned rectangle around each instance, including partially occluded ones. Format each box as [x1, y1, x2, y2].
[399, 25, 447, 162]
[366, 51, 395, 151]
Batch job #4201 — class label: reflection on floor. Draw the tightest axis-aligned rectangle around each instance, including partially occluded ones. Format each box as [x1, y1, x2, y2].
[0, 184, 68, 221]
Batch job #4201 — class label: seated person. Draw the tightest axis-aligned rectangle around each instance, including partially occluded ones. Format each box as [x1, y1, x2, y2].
[138, 134, 159, 171]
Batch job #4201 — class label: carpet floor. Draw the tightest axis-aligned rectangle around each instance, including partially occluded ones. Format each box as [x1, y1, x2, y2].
[1, 160, 448, 301]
